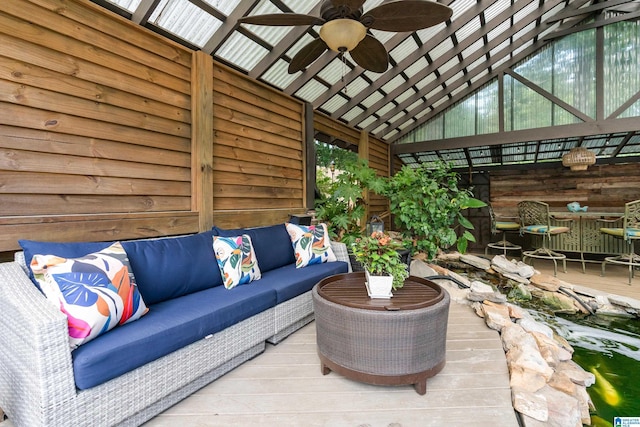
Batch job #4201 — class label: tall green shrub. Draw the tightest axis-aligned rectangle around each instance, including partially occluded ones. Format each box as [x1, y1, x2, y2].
[376, 162, 486, 259]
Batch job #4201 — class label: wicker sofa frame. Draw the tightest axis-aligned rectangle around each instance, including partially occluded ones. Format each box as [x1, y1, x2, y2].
[0, 242, 350, 427]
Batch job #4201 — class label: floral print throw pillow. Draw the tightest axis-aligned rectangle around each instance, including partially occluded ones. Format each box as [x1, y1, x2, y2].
[213, 235, 261, 289]
[30, 242, 148, 349]
[285, 222, 337, 268]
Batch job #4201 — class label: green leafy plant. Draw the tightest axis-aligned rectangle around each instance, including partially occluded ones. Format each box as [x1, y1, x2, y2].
[315, 158, 378, 246]
[375, 161, 486, 260]
[352, 231, 409, 290]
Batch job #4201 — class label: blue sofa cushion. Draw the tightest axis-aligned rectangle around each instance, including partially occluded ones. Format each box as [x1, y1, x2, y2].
[121, 231, 223, 305]
[19, 232, 223, 304]
[19, 240, 114, 286]
[259, 261, 349, 304]
[71, 284, 277, 390]
[212, 224, 295, 273]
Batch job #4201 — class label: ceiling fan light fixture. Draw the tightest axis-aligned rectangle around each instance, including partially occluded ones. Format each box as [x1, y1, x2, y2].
[319, 19, 367, 52]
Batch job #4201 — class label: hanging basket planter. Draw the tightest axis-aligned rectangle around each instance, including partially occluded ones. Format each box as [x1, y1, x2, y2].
[562, 147, 596, 171]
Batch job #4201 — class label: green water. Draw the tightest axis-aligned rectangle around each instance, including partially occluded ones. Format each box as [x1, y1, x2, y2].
[528, 311, 640, 426]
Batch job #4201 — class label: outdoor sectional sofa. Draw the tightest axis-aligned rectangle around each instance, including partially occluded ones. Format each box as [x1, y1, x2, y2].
[0, 223, 350, 427]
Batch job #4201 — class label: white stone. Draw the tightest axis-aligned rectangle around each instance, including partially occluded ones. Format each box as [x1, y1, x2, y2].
[482, 302, 512, 332]
[596, 304, 635, 317]
[539, 385, 582, 427]
[518, 317, 554, 339]
[491, 255, 519, 274]
[470, 280, 494, 293]
[459, 254, 492, 270]
[515, 261, 536, 278]
[608, 294, 640, 311]
[512, 388, 548, 422]
[509, 366, 547, 392]
[507, 344, 554, 381]
[501, 322, 537, 353]
[556, 360, 595, 387]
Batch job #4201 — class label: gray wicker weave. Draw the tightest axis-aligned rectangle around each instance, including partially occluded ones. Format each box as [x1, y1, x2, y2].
[0, 241, 352, 426]
[312, 276, 450, 395]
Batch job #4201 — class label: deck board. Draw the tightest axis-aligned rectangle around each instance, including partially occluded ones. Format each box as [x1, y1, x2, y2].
[143, 302, 519, 427]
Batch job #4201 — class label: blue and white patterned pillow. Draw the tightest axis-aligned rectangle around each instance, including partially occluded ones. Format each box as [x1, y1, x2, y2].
[285, 222, 336, 268]
[213, 235, 261, 289]
[30, 242, 148, 349]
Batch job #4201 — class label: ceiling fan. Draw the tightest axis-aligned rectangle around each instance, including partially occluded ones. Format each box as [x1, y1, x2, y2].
[237, 0, 453, 74]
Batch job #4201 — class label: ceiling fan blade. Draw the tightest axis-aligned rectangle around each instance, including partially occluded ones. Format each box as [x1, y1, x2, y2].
[349, 34, 389, 73]
[288, 38, 329, 73]
[238, 13, 324, 27]
[364, 0, 453, 32]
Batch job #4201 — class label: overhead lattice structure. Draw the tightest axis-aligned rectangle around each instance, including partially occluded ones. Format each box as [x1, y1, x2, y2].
[94, 0, 640, 168]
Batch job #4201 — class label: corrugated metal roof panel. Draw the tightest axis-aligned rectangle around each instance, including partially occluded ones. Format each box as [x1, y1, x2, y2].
[149, 0, 219, 47]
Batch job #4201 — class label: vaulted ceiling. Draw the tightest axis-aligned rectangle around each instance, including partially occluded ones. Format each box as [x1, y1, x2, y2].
[93, 0, 640, 167]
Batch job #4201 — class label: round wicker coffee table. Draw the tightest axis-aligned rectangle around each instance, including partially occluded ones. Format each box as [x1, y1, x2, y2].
[312, 272, 450, 395]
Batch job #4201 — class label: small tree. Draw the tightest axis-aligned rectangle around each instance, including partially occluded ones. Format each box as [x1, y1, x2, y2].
[315, 159, 378, 246]
[375, 161, 486, 260]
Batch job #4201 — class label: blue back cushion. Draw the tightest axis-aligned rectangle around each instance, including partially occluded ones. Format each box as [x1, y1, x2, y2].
[19, 232, 223, 304]
[121, 231, 222, 305]
[19, 240, 114, 286]
[212, 224, 295, 273]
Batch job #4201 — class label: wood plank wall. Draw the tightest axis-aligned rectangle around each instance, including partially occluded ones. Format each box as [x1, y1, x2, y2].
[210, 65, 306, 228]
[490, 163, 640, 215]
[0, 0, 393, 258]
[0, 0, 196, 252]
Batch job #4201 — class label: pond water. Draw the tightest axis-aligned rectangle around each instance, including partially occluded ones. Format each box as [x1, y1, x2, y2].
[531, 310, 640, 427]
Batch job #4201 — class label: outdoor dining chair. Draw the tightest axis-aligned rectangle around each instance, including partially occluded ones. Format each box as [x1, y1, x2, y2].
[600, 199, 640, 285]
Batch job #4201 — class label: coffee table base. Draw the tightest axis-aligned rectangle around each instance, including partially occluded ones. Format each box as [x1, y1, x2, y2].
[319, 353, 446, 395]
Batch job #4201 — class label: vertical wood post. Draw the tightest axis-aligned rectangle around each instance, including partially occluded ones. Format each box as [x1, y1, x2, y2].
[359, 130, 370, 226]
[191, 51, 214, 231]
[304, 103, 316, 210]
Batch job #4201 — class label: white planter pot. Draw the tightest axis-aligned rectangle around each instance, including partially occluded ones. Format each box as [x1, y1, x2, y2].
[365, 269, 393, 298]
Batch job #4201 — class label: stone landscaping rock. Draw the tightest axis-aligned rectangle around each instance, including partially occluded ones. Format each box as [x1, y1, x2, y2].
[556, 360, 595, 387]
[538, 385, 582, 427]
[507, 343, 554, 381]
[529, 273, 564, 292]
[481, 301, 511, 331]
[512, 388, 548, 422]
[508, 282, 532, 301]
[596, 303, 635, 317]
[500, 322, 537, 352]
[608, 294, 640, 311]
[518, 317, 554, 339]
[492, 267, 531, 284]
[459, 254, 492, 270]
[509, 365, 548, 392]
[540, 290, 579, 314]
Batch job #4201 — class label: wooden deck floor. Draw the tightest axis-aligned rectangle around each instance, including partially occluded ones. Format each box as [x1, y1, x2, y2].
[144, 301, 519, 427]
[525, 257, 640, 301]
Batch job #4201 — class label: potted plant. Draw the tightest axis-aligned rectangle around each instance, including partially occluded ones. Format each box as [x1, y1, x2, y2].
[352, 231, 410, 297]
[373, 161, 486, 260]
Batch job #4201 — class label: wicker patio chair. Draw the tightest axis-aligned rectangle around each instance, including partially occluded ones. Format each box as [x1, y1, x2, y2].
[600, 199, 640, 285]
[485, 203, 521, 256]
[518, 200, 572, 276]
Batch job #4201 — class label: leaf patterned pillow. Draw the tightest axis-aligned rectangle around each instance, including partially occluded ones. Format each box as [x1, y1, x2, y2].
[30, 242, 148, 349]
[285, 222, 337, 268]
[213, 235, 261, 289]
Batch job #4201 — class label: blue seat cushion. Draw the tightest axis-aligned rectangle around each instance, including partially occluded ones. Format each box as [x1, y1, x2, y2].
[71, 284, 277, 390]
[121, 231, 223, 305]
[258, 261, 349, 304]
[212, 224, 295, 273]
